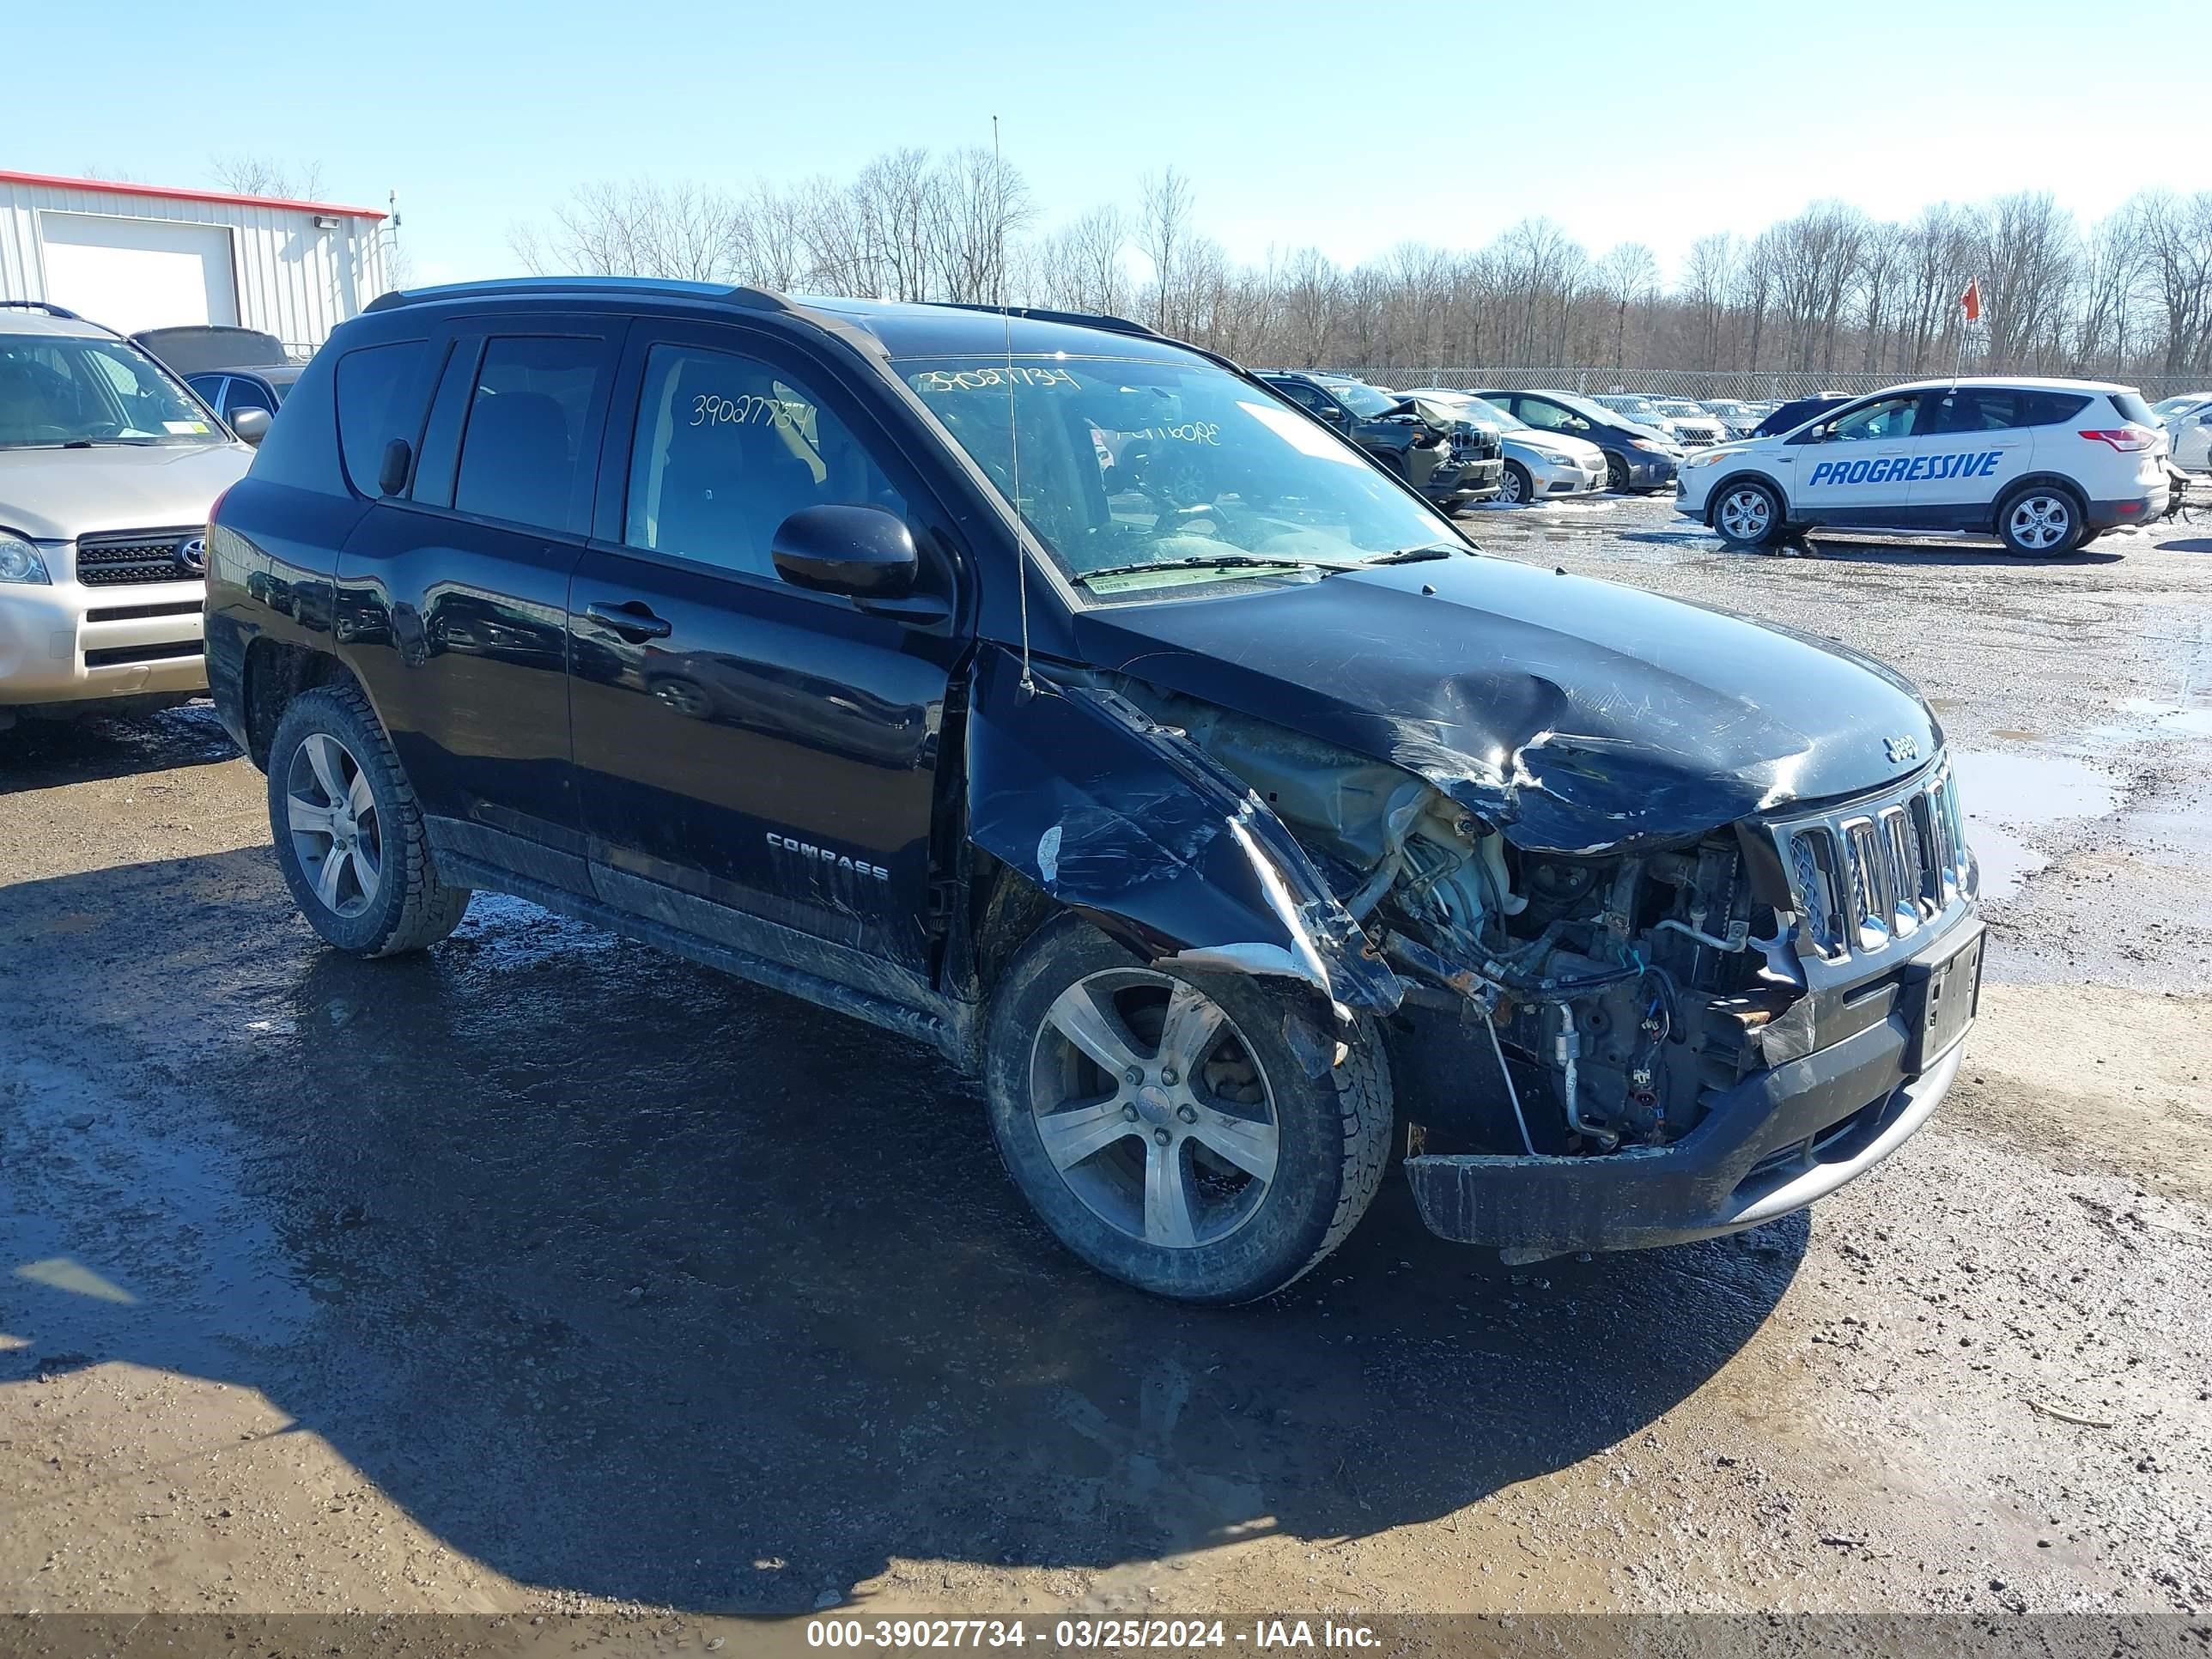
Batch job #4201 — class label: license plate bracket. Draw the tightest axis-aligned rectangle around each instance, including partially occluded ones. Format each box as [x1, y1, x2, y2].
[1900, 927, 1983, 1073]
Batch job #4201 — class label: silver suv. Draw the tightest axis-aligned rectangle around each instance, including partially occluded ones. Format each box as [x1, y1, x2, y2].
[0, 303, 253, 729]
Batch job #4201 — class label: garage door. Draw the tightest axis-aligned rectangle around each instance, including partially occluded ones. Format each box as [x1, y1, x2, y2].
[38, 212, 240, 335]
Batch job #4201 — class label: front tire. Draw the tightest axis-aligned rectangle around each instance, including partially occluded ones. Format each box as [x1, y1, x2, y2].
[266, 682, 471, 957]
[1998, 486, 2084, 556]
[1499, 460, 1534, 506]
[1714, 479, 1785, 548]
[981, 916, 1393, 1304]
[1602, 450, 1629, 492]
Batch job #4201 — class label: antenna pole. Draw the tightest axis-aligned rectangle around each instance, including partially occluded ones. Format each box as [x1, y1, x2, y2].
[994, 114, 1034, 696]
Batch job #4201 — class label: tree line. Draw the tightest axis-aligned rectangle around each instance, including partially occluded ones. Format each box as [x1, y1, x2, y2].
[507, 149, 2212, 386]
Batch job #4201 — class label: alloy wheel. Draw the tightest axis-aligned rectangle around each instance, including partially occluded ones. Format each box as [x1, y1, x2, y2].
[285, 732, 382, 918]
[1719, 487, 1773, 541]
[2008, 494, 2073, 552]
[1027, 969, 1280, 1250]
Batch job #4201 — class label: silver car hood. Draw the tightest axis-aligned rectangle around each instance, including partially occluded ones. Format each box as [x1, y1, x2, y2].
[0, 442, 252, 542]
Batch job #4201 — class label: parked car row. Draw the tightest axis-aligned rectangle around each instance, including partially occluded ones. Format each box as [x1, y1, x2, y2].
[1253, 371, 1505, 507]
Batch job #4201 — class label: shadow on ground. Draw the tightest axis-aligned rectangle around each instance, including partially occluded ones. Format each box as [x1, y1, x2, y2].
[0, 700, 239, 792]
[2, 849, 1804, 1613]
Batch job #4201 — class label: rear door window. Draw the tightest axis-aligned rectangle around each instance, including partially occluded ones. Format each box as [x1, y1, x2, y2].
[334, 340, 431, 496]
[452, 336, 611, 533]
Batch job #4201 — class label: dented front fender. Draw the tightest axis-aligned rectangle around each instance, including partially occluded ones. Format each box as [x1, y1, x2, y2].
[965, 647, 1402, 1016]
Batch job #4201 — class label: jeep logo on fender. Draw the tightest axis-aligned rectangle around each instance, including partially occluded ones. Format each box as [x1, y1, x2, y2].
[1808, 451, 2002, 488]
[766, 831, 890, 882]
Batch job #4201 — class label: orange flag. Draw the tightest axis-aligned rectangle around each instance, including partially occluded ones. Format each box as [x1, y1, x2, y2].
[1960, 280, 1982, 324]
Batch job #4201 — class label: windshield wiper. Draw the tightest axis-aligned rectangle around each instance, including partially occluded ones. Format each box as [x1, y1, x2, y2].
[1070, 554, 1355, 586]
[1360, 544, 1465, 565]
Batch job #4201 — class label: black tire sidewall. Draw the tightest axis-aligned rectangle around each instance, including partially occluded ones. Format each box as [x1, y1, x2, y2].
[266, 687, 417, 955]
[1503, 461, 1532, 504]
[982, 916, 1376, 1304]
[1997, 484, 2084, 557]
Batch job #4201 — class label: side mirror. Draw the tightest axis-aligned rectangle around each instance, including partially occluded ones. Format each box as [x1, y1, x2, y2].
[377, 437, 412, 496]
[231, 407, 272, 446]
[772, 504, 918, 601]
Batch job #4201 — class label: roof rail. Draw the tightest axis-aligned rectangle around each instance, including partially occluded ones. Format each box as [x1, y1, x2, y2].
[0, 299, 84, 321]
[933, 301, 1164, 341]
[363, 276, 795, 315]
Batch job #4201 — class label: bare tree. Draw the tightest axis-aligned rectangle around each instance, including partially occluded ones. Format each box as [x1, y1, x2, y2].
[1139, 168, 1195, 332]
[210, 155, 327, 201]
[930, 146, 1036, 304]
[509, 179, 748, 282]
[1593, 242, 1660, 369]
[504, 151, 2212, 389]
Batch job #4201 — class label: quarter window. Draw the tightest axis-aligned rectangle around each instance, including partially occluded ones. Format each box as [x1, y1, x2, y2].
[452, 337, 606, 532]
[334, 340, 430, 496]
[623, 343, 908, 580]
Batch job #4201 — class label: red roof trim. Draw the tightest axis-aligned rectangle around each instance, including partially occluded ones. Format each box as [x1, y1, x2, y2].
[0, 169, 386, 222]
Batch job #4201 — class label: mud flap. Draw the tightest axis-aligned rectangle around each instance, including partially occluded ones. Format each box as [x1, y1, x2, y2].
[966, 647, 1402, 1017]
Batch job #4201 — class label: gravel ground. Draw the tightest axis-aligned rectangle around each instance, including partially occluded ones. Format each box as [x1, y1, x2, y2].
[3, 493, 2209, 1642]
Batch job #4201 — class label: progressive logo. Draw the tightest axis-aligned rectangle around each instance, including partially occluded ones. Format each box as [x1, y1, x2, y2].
[1808, 452, 2002, 488]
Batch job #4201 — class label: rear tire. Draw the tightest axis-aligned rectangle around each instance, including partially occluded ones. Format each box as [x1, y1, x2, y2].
[981, 915, 1393, 1304]
[1996, 485, 2085, 557]
[1713, 479, 1785, 548]
[266, 682, 471, 957]
[1499, 460, 1534, 506]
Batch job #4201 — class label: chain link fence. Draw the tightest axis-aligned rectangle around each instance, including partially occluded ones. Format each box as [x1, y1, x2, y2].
[1365, 367, 2208, 402]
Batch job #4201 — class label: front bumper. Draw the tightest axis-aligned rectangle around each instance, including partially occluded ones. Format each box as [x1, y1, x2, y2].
[1531, 455, 1607, 496]
[1422, 456, 1504, 502]
[1405, 916, 1982, 1261]
[1615, 452, 1679, 489]
[0, 576, 207, 708]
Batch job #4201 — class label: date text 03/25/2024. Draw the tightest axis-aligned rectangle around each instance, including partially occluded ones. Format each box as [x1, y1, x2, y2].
[804, 1617, 1381, 1650]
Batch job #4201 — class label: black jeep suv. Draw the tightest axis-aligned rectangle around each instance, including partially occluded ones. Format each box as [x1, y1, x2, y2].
[1255, 371, 1504, 507]
[207, 278, 1982, 1304]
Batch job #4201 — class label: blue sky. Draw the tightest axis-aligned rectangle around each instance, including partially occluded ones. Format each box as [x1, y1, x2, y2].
[13, 0, 2209, 287]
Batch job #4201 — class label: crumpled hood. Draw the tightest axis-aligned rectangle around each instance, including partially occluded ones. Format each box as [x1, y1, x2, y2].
[0, 442, 252, 543]
[1070, 554, 1942, 854]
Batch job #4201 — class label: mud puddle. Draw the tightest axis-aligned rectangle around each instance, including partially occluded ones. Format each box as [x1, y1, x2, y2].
[1950, 750, 2119, 899]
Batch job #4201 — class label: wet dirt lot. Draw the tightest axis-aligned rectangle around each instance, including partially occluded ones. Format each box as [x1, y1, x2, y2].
[3, 495, 2210, 1638]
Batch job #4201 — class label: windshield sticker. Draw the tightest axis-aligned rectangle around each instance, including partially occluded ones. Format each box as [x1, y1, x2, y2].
[912, 366, 1079, 393]
[1117, 421, 1221, 447]
[1238, 401, 1362, 465]
[691, 392, 811, 433]
[163, 420, 211, 434]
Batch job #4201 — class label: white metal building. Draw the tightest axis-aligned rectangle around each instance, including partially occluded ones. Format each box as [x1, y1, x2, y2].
[0, 170, 389, 354]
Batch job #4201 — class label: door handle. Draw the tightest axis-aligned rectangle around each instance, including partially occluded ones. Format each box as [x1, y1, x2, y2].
[585, 600, 672, 640]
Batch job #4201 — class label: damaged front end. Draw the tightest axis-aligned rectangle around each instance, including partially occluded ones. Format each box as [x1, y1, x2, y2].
[977, 656, 1983, 1263]
[965, 648, 1402, 1053]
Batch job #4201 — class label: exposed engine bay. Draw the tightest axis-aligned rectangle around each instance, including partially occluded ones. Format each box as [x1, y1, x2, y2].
[1120, 687, 1805, 1158]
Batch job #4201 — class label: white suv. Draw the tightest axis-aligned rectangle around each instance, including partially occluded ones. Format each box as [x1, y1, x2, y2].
[0, 304, 254, 729]
[1676, 377, 2169, 556]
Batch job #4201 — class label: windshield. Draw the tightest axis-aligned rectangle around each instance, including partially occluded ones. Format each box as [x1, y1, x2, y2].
[2152, 394, 2209, 419]
[1318, 378, 1399, 419]
[903, 356, 1462, 595]
[0, 334, 220, 448]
